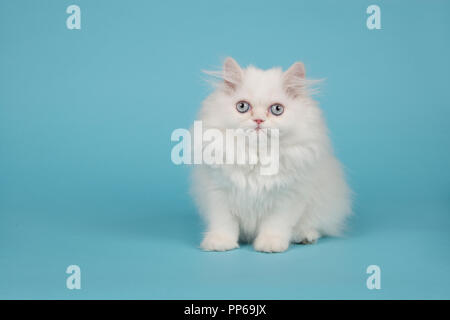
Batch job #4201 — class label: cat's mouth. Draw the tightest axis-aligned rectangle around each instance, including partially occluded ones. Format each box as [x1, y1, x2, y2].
[255, 124, 265, 131]
[242, 124, 271, 133]
[254, 126, 270, 133]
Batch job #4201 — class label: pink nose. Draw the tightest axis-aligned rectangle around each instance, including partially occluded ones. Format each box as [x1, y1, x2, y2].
[253, 119, 265, 125]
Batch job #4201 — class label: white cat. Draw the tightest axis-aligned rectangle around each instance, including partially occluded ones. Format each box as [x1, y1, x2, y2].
[191, 57, 352, 253]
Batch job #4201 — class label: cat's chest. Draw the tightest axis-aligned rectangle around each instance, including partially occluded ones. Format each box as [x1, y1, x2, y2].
[217, 165, 294, 206]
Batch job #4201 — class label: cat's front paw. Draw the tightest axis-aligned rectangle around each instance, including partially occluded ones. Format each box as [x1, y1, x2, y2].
[254, 233, 289, 253]
[200, 232, 239, 252]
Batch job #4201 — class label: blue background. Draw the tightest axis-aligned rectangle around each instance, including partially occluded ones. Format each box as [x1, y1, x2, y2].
[1, 0, 449, 299]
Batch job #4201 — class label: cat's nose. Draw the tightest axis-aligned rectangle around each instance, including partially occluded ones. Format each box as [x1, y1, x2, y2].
[253, 119, 265, 125]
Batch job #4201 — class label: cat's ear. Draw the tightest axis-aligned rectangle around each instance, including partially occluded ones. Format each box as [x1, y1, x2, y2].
[283, 62, 306, 97]
[222, 57, 243, 92]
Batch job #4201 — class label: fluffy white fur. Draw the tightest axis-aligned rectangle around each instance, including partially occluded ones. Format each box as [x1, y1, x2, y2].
[192, 57, 351, 253]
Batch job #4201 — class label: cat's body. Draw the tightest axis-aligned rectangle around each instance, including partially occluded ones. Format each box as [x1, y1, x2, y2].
[191, 58, 351, 253]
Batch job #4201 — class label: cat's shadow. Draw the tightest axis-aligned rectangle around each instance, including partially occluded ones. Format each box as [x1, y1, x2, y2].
[94, 211, 351, 252]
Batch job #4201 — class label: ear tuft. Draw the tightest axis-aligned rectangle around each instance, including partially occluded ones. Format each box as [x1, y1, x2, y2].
[223, 57, 243, 92]
[283, 62, 307, 97]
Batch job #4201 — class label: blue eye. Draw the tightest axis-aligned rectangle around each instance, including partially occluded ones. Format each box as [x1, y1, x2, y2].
[270, 104, 284, 116]
[236, 101, 251, 113]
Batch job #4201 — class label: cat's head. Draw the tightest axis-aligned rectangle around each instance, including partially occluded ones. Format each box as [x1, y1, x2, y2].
[200, 57, 321, 143]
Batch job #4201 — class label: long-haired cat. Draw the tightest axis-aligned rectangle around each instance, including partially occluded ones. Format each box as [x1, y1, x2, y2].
[191, 57, 351, 253]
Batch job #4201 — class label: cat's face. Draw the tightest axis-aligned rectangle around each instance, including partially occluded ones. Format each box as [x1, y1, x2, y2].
[201, 58, 313, 141]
